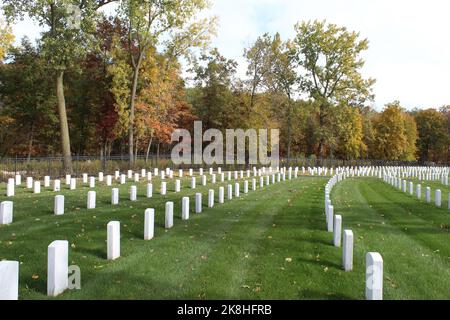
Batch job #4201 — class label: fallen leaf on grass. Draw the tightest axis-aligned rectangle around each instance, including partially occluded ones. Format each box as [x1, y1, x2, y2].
[32, 274, 39, 280]
[285, 257, 292, 263]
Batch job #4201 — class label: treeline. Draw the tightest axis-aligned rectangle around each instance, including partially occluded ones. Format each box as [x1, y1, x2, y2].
[0, 1, 449, 168]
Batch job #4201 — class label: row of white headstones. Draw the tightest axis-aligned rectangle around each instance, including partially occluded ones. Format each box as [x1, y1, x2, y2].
[325, 167, 384, 301]
[382, 174, 450, 209]
[0, 165, 316, 300]
[380, 166, 450, 186]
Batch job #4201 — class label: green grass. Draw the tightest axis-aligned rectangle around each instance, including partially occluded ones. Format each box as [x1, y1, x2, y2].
[0, 175, 449, 300]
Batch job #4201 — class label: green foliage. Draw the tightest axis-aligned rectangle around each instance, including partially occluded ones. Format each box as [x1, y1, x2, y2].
[413, 108, 448, 162]
[0, 38, 58, 156]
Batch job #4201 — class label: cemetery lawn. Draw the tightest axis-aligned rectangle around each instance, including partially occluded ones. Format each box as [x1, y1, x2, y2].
[1, 177, 450, 300]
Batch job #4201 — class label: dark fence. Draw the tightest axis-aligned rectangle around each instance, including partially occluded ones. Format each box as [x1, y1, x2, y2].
[0, 155, 444, 182]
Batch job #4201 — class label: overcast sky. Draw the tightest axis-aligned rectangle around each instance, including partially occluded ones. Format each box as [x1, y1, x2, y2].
[8, 0, 450, 110]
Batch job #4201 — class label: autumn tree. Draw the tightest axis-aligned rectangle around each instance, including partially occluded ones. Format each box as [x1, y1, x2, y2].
[334, 106, 366, 159]
[294, 20, 375, 156]
[115, 0, 216, 164]
[372, 101, 417, 161]
[0, 17, 14, 61]
[2, 0, 117, 173]
[413, 108, 448, 162]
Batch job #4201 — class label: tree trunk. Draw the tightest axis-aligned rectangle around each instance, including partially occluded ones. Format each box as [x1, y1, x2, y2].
[146, 135, 153, 163]
[56, 71, 72, 174]
[27, 123, 34, 162]
[286, 98, 293, 160]
[128, 54, 144, 166]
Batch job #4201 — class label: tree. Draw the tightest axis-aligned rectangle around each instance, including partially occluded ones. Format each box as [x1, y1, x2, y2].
[0, 38, 57, 158]
[2, 0, 116, 172]
[401, 112, 418, 161]
[334, 106, 366, 159]
[243, 33, 274, 115]
[116, 0, 216, 164]
[0, 18, 14, 61]
[191, 48, 238, 130]
[294, 20, 375, 156]
[372, 101, 417, 161]
[414, 108, 448, 162]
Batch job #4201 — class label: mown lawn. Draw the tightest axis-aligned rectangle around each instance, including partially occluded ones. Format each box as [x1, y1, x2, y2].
[0, 175, 449, 299]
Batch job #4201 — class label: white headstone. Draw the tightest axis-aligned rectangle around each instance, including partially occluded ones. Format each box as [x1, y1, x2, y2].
[54, 195, 64, 216]
[426, 187, 431, 203]
[130, 186, 137, 201]
[120, 174, 126, 184]
[87, 191, 96, 209]
[175, 180, 181, 193]
[44, 176, 50, 187]
[435, 189, 441, 207]
[0, 261, 19, 300]
[208, 190, 214, 208]
[219, 187, 225, 204]
[127, 170, 133, 179]
[99, 172, 104, 182]
[89, 177, 95, 188]
[417, 184, 421, 199]
[134, 173, 140, 183]
[107, 221, 120, 260]
[15, 175, 21, 186]
[0, 201, 13, 225]
[227, 184, 233, 200]
[327, 205, 334, 232]
[65, 175, 71, 185]
[47, 240, 68, 297]
[6, 179, 14, 197]
[82, 173, 88, 184]
[252, 178, 256, 191]
[111, 188, 119, 205]
[244, 180, 249, 194]
[146, 183, 153, 198]
[191, 177, 196, 189]
[144, 209, 154, 240]
[195, 193, 202, 213]
[334, 215, 342, 247]
[182, 197, 190, 220]
[33, 181, 41, 194]
[165, 202, 174, 228]
[202, 175, 207, 186]
[235, 182, 240, 197]
[106, 175, 112, 186]
[365, 252, 383, 300]
[70, 178, 76, 190]
[53, 179, 61, 192]
[26, 177, 33, 189]
[161, 182, 167, 195]
[343, 230, 353, 271]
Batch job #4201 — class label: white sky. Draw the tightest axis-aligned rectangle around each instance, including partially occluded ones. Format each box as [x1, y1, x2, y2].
[7, 0, 450, 110]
